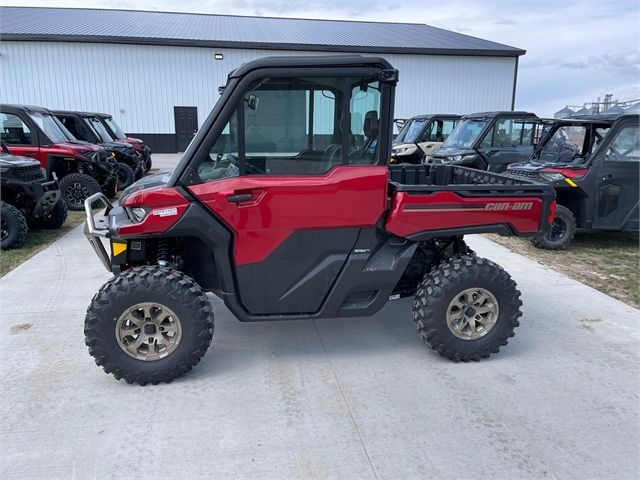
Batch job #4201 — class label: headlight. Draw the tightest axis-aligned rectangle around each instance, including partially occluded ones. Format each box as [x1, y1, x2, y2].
[392, 146, 416, 156]
[126, 206, 148, 223]
[539, 172, 566, 182]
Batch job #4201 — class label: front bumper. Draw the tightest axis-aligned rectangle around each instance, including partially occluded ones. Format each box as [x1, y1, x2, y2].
[3, 177, 61, 219]
[84, 192, 114, 272]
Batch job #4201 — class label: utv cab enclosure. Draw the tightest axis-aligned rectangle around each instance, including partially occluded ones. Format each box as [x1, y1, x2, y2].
[53, 110, 145, 189]
[83, 56, 555, 385]
[432, 111, 542, 172]
[0, 104, 118, 210]
[506, 114, 639, 249]
[391, 114, 460, 164]
[94, 112, 152, 172]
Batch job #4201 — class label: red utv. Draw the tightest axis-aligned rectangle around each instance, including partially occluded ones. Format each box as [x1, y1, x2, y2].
[1, 105, 118, 210]
[83, 56, 555, 385]
[93, 112, 152, 172]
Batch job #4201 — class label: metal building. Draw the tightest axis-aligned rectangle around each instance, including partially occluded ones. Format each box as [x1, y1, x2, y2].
[1, 6, 525, 152]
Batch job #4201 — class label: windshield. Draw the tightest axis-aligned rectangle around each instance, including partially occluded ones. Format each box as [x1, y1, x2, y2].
[104, 117, 126, 139]
[29, 112, 74, 143]
[88, 117, 114, 143]
[394, 118, 428, 144]
[441, 119, 486, 149]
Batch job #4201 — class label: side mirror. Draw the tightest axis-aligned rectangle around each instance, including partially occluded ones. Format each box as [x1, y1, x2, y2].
[245, 94, 259, 111]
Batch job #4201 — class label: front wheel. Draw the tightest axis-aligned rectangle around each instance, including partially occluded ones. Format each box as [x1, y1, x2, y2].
[1, 202, 28, 250]
[531, 204, 576, 250]
[413, 255, 522, 362]
[59, 173, 101, 211]
[84, 267, 214, 385]
[116, 162, 136, 190]
[30, 199, 68, 230]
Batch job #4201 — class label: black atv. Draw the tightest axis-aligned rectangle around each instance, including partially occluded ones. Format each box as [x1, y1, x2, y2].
[506, 113, 639, 249]
[0, 142, 66, 249]
[53, 110, 145, 189]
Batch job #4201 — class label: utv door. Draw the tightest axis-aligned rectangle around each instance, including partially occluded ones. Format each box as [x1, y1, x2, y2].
[0, 111, 42, 162]
[183, 69, 392, 315]
[416, 118, 458, 158]
[476, 117, 540, 172]
[591, 119, 640, 231]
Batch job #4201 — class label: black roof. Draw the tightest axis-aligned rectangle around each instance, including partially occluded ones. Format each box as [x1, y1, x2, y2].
[406, 114, 462, 121]
[568, 114, 635, 122]
[51, 110, 102, 118]
[462, 111, 538, 120]
[0, 6, 525, 57]
[1, 104, 52, 114]
[229, 55, 394, 78]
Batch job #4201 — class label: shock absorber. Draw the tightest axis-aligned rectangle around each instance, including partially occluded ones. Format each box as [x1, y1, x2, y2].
[452, 236, 469, 255]
[156, 239, 171, 266]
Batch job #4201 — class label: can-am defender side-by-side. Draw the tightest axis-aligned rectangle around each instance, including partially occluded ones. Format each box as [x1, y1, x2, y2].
[506, 114, 639, 249]
[431, 111, 544, 172]
[54, 110, 145, 189]
[390, 114, 460, 164]
[94, 112, 152, 172]
[0, 142, 66, 249]
[83, 56, 555, 385]
[0, 105, 118, 210]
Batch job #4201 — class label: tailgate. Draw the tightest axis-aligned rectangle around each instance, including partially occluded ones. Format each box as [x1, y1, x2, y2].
[384, 165, 556, 240]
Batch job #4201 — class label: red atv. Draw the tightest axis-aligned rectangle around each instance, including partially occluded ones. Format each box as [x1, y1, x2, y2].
[84, 56, 555, 385]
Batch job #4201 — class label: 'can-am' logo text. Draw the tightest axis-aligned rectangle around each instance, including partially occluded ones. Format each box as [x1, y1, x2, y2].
[485, 202, 533, 211]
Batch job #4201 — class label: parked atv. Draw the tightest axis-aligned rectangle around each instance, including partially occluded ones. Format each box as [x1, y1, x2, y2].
[93, 112, 152, 172]
[391, 114, 460, 164]
[1, 105, 118, 210]
[505, 113, 639, 249]
[0, 142, 66, 249]
[83, 56, 555, 385]
[431, 111, 544, 172]
[54, 110, 145, 189]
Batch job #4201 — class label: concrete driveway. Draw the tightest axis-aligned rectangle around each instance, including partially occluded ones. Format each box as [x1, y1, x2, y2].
[1, 225, 638, 479]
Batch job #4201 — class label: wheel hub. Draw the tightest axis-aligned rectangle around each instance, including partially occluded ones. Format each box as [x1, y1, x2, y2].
[446, 288, 499, 340]
[65, 182, 90, 205]
[115, 302, 182, 361]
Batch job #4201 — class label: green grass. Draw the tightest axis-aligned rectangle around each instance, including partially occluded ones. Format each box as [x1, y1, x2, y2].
[486, 231, 640, 308]
[0, 210, 86, 277]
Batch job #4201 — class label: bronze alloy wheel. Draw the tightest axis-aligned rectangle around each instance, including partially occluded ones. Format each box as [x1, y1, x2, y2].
[115, 302, 183, 361]
[446, 287, 499, 340]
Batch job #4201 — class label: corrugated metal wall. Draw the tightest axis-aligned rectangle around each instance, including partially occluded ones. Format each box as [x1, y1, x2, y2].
[1, 41, 516, 135]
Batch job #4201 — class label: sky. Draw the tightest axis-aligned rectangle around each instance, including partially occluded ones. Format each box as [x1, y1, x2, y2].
[5, 0, 640, 116]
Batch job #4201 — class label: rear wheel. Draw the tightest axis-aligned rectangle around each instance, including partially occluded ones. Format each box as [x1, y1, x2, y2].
[60, 173, 101, 211]
[531, 204, 576, 250]
[0, 202, 28, 250]
[31, 199, 68, 229]
[84, 266, 214, 385]
[413, 255, 522, 361]
[116, 162, 136, 189]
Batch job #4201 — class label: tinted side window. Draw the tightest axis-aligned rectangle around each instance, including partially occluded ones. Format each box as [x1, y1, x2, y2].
[481, 119, 537, 148]
[0, 113, 33, 145]
[349, 80, 381, 165]
[606, 125, 640, 162]
[419, 119, 458, 143]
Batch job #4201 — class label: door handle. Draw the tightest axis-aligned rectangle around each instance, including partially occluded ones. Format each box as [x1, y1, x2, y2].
[227, 193, 253, 203]
[602, 174, 612, 180]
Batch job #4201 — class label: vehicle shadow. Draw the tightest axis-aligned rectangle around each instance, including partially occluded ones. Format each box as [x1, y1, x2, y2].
[187, 296, 533, 382]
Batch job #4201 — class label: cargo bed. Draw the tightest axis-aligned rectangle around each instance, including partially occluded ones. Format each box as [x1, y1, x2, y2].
[385, 164, 556, 239]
